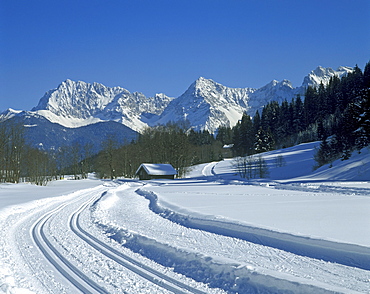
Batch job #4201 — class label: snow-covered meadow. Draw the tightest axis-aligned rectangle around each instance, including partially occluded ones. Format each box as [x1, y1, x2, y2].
[1, 142, 370, 293]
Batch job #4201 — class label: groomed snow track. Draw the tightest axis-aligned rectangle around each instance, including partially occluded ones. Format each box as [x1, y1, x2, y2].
[32, 202, 109, 294]
[27, 185, 210, 293]
[70, 196, 207, 294]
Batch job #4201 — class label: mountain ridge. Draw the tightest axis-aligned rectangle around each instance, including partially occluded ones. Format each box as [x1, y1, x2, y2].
[20, 66, 352, 132]
[0, 66, 353, 149]
[31, 79, 174, 132]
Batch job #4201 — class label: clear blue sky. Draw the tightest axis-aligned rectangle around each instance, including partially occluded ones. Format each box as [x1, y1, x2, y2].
[1, 0, 369, 112]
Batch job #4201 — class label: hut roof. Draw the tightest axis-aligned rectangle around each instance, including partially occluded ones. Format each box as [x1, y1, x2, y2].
[136, 163, 177, 176]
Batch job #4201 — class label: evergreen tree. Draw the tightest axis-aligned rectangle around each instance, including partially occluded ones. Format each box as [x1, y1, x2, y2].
[232, 114, 255, 156]
[292, 95, 305, 132]
[100, 134, 120, 179]
[339, 65, 363, 110]
[261, 101, 280, 138]
[363, 61, 370, 89]
[239, 114, 255, 155]
[303, 86, 318, 126]
[327, 75, 341, 114]
[216, 126, 233, 145]
[253, 110, 261, 134]
[334, 102, 361, 160]
[254, 127, 275, 153]
[317, 119, 326, 141]
[314, 137, 336, 168]
[317, 82, 329, 119]
[276, 100, 293, 145]
[0, 121, 25, 183]
[231, 122, 242, 156]
[355, 88, 370, 150]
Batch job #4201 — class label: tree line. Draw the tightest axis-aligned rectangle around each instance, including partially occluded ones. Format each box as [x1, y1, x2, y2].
[0, 121, 58, 185]
[0, 119, 226, 184]
[93, 123, 224, 179]
[220, 61, 370, 169]
[314, 63, 370, 167]
[0, 121, 95, 185]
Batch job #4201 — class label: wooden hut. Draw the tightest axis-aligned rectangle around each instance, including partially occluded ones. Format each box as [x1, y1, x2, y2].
[135, 163, 177, 180]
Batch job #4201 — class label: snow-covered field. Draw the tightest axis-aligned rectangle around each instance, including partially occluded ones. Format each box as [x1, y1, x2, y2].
[1, 142, 370, 293]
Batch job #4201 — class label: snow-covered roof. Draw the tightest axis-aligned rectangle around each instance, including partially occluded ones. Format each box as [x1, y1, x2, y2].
[136, 163, 177, 176]
[223, 144, 234, 149]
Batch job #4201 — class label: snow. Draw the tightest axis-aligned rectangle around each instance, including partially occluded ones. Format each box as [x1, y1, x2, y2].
[137, 163, 177, 176]
[1, 144, 370, 293]
[0, 108, 23, 122]
[301, 66, 352, 88]
[0, 176, 101, 207]
[146, 179, 369, 243]
[35, 109, 104, 128]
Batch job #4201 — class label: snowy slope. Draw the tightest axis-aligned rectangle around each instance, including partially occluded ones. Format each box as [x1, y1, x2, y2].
[161, 142, 370, 247]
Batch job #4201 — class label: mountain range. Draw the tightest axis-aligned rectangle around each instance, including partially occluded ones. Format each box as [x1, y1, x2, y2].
[0, 66, 353, 151]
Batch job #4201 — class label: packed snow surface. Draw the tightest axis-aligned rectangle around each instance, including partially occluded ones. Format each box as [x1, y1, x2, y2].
[1, 143, 370, 293]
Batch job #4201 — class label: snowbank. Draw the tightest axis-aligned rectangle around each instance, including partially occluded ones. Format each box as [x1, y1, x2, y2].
[137, 184, 370, 271]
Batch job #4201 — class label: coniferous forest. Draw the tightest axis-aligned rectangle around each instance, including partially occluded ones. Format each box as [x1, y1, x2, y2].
[229, 62, 370, 168]
[1, 62, 369, 184]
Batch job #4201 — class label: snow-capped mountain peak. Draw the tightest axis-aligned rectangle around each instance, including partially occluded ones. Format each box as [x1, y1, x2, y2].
[188, 77, 222, 98]
[33, 79, 128, 118]
[194, 76, 212, 87]
[302, 66, 353, 88]
[30, 79, 174, 131]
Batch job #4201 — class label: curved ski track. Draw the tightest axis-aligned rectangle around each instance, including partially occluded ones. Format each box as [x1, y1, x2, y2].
[32, 202, 109, 293]
[30, 186, 207, 294]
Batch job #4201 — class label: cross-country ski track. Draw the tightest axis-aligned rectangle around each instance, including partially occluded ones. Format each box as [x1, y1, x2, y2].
[20, 184, 212, 293]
